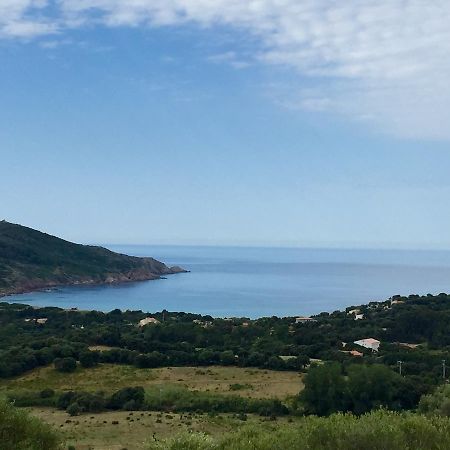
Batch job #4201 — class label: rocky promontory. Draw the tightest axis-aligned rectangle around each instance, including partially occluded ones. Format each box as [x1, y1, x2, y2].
[0, 221, 187, 297]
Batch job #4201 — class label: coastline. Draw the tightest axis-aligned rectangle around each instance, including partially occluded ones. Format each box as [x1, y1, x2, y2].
[0, 267, 188, 299]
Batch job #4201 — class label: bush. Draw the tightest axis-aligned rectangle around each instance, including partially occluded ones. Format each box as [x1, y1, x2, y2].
[146, 410, 450, 450]
[56, 391, 106, 413]
[54, 357, 77, 373]
[419, 384, 450, 417]
[40, 388, 55, 399]
[66, 403, 81, 416]
[0, 398, 62, 450]
[79, 351, 99, 368]
[143, 385, 288, 416]
[108, 387, 145, 410]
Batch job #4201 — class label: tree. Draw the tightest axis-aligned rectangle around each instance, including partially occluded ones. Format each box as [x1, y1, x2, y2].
[346, 364, 401, 414]
[219, 351, 236, 366]
[300, 363, 346, 416]
[419, 384, 450, 417]
[0, 398, 62, 450]
[66, 402, 81, 416]
[54, 357, 77, 373]
[79, 350, 99, 368]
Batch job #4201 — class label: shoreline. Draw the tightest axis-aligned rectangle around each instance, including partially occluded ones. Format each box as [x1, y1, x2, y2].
[0, 268, 188, 299]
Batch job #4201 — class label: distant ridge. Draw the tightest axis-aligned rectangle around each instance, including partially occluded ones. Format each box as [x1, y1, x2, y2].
[0, 221, 186, 296]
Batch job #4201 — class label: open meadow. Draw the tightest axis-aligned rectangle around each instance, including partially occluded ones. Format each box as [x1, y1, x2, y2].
[0, 364, 303, 449]
[0, 364, 303, 399]
[26, 407, 296, 450]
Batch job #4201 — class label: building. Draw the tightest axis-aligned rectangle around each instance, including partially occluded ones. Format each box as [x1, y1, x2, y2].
[397, 342, 420, 349]
[391, 299, 405, 305]
[25, 318, 48, 324]
[138, 317, 160, 327]
[295, 316, 317, 324]
[340, 350, 364, 357]
[354, 338, 380, 352]
[354, 313, 364, 320]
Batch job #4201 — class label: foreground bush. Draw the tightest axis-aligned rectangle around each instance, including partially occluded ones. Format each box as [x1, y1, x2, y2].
[147, 410, 450, 450]
[0, 398, 62, 450]
[419, 384, 450, 417]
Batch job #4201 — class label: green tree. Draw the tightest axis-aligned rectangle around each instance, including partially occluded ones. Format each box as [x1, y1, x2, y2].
[300, 363, 346, 416]
[79, 350, 98, 368]
[0, 398, 62, 450]
[54, 357, 77, 373]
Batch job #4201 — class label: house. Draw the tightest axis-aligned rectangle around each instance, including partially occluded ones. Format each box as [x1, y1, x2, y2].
[193, 319, 213, 328]
[348, 309, 360, 315]
[354, 338, 380, 352]
[25, 318, 48, 324]
[391, 299, 405, 305]
[138, 317, 160, 327]
[340, 350, 363, 357]
[397, 342, 420, 349]
[295, 316, 317, 324]
[354, 313, 364, 320]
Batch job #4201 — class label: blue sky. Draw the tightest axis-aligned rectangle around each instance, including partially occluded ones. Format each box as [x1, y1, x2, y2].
[2, 1, 450, 248]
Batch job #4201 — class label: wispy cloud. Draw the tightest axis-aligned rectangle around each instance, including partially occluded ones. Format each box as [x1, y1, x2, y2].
[2, 1, 450, 140]
[207, 51, 251, 69]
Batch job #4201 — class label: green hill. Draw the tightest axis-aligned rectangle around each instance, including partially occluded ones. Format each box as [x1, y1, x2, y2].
[0, 221, 185, 296]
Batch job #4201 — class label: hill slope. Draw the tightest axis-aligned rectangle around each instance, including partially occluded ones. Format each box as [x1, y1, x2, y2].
[0, 221, 186, 296]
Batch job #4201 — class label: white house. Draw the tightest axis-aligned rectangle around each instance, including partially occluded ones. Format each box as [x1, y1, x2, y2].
[354, 313, 364, 320]
[295, 316, 317, 324]
[138, 317, 160, 327]
[354, 338, 380, 352]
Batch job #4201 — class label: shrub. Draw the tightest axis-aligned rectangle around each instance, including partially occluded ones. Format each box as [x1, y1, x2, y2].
[54, 357, 77, 373]
[108, 387, 145, 410]
[79, 351, 99, 368]
[419, 384, 450, 417]
[40, 388, 55, 399]
[66, 403, 81, 417]
[146, 410, 450, 450]
[0, 398, 62, 450]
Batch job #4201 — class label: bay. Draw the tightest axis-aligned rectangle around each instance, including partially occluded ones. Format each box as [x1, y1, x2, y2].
[6, 246, 450, 318]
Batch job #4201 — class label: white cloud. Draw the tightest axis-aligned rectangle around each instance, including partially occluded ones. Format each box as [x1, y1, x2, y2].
[2, 1, 450, 139]
[0, 0, 56, 37]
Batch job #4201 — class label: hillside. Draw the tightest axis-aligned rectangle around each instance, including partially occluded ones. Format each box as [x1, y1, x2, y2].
[0, 221, 186, 296]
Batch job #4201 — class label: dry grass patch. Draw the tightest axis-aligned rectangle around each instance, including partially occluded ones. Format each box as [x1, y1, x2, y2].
[26, 407, 295, 450]
[0, 365, 303, 399]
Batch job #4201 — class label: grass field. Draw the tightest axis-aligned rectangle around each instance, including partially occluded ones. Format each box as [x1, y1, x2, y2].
[27, 407, 296, 450]
[0, 364, 303, 399]
[3, 364, 302, 448]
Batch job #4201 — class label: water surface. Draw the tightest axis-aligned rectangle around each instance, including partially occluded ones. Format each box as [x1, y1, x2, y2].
[6, 246, 450, 318]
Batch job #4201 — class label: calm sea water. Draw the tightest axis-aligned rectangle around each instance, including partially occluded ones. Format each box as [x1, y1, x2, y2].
[6, 246, 450, 318]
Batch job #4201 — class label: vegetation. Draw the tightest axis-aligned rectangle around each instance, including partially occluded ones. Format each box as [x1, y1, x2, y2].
[0, 220, 184, 296]
[5, 385, 288, 417]
[0, 398, 61, 450]
[0, 365, 301, 399]
[146, 410, 450, 450]
[0, 292, 448, 411]
[419, 384, 450, 417]
[0, 292, 449, 447]
[27, 407, 289, 450]
[300, 362, 422, 416]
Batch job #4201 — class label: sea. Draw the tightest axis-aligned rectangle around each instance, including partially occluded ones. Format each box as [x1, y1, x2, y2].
[5, 246, 450, 318]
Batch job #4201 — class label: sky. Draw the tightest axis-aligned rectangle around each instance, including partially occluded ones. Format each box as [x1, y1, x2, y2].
[1, 1, 450, 249]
